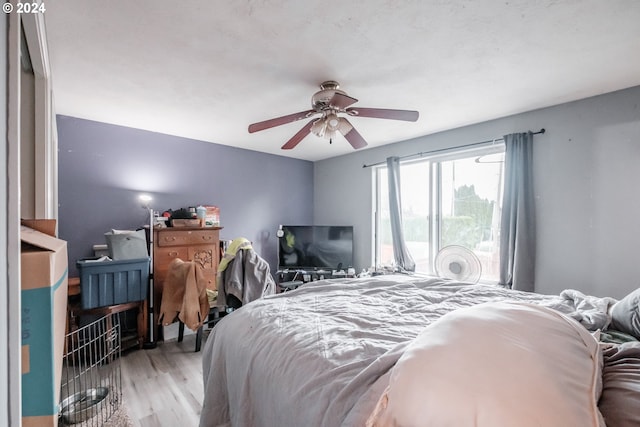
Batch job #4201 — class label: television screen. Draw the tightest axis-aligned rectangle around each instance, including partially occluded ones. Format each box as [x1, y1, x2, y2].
[278, 225, 353, 270]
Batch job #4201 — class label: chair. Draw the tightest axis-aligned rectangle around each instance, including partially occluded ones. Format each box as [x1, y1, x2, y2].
[177, 238, 276, 352]
[217, 238, 277, 308]
[181, 288, 233, 352]
[158, 258, 210, 351]
[178, 304, 223, 352]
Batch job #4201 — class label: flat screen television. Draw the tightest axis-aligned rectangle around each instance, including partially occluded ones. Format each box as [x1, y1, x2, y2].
[278, 225, 353, 271]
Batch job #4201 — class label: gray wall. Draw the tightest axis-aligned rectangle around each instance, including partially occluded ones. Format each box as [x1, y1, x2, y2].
[314, 85, 640, 299]
[57, 116, 313, 277]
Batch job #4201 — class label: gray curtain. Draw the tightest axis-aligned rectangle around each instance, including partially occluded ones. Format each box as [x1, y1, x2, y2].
[386, 156, 415, 272]
[499, 132, 535, 291]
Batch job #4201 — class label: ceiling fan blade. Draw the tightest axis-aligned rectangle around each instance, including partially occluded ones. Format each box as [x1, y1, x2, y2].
[338, 117, 368, 150]
[329, 92, 358, 110]
[248, 109, 317, 133]
[281, 119, 315, 150]
[346, 107, 419, 122]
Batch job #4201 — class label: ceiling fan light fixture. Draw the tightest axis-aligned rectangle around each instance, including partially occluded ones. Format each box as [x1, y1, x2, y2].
[326, 113, 340, 131]
[311, 113, 341, 140]
[337, 117, 353, 134]
[311, 118, 327, 138]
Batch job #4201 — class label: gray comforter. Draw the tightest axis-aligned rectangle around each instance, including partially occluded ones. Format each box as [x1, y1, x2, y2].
[199, 275, 616, 427]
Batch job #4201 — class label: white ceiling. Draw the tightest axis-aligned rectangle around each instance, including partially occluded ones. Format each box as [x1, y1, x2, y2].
[44, 0, 640, 161]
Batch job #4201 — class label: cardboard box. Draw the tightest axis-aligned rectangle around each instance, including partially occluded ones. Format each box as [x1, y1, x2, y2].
[20, 221, 68, 427]
[21, 218, 57, 236]
[204, 205, 220, 227]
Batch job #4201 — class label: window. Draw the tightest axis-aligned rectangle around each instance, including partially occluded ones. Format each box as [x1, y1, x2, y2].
[374, 146, 505, 282]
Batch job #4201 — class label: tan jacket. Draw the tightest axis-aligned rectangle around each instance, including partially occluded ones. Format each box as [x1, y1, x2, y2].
[158, 258, 210, 331]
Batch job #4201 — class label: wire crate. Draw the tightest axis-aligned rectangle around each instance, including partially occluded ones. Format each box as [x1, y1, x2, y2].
[59, 314, 122, 426]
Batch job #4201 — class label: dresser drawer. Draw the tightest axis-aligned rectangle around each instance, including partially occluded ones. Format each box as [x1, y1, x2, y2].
[156, 229, 219, 247]
[153, 246, 189, 284]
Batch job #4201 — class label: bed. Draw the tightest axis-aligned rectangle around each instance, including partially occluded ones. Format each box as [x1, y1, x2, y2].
[199, 275, 640, 426]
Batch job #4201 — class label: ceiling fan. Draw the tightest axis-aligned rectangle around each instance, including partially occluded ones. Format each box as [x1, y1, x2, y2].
[248, 81, 419, 150]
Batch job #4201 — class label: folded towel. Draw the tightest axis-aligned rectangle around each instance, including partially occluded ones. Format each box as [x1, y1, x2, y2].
[218, 237, 252, 274]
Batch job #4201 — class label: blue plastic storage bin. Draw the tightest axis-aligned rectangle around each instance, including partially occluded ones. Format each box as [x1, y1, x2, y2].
[76, 257, 150, 309]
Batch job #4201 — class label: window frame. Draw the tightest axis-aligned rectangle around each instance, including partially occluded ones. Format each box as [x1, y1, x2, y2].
[373, 143, 505, 282]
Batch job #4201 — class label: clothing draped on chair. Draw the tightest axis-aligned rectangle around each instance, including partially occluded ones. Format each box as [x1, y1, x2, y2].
[157, 258, 210, 331]
[499, 132, 536, 292]
[217, 237, 276, 309]
[387, 156, 416, 272]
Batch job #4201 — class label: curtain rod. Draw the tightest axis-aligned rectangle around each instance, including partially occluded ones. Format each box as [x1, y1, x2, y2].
[362, 128, 546, 168]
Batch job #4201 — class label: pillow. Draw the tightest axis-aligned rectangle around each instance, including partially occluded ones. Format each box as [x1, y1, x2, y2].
[598, 342, 640, 426]
[610, 288, 640, 339]
[367, 301, 604, 427]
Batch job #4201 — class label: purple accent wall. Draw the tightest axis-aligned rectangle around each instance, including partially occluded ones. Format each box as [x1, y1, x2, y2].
[57, 115, 313, 277]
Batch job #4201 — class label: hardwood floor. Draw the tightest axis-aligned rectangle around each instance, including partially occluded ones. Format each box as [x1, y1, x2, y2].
[120, 331, 211, 427]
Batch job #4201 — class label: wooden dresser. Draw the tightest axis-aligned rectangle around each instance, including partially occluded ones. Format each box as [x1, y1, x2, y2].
[153, 226, 222, 340]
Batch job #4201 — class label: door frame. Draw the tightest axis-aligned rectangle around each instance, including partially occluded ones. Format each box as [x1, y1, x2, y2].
[5, 6, 55, 424]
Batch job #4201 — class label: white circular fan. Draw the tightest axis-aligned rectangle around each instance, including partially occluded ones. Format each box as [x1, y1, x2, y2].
[434, 245, 482, 284]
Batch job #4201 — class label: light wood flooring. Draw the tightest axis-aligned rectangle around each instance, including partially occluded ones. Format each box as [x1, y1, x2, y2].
[120, 331, 211, 427]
